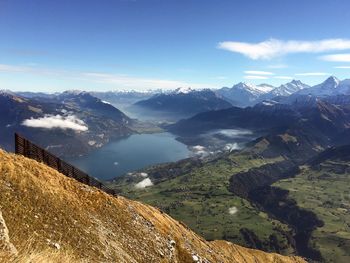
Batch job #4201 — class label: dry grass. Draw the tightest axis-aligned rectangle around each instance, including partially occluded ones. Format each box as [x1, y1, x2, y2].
[0, 149, 306, 263]
[0, 248, 80, 263]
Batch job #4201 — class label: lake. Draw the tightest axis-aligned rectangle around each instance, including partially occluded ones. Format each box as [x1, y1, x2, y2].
[66, 132, 190, 181]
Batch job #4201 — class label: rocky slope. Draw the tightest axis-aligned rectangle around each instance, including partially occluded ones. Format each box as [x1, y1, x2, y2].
[0, 149, 305, 263]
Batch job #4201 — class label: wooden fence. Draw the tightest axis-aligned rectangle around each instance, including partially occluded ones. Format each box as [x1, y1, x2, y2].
[14, 133, 117, 196]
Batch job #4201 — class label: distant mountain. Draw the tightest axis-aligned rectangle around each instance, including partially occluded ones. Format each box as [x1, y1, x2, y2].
[56, 90, 130, 123]
[297, 76, 350, 97]
[0, 91, 133, 157]
[169, 97, 350, 141]
[216, 82, 275, 107]
[15, 91, 58, 99]
[263, 80, 310, 99]
[90, 90, 155, 109]
[133, 88, 232, 118]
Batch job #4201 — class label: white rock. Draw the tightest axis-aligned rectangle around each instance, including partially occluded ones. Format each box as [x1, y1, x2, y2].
[192, 254, 199, 262]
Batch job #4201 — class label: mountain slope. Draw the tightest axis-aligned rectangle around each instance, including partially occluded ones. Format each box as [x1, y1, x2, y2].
[0, 91, 133, 157]
[133, 89, 232, 118]
[297, 76, 350, 97]
[0, 149, 304, 263]
[262, 80, 310, 99]
[169, 97, 350, 139]
[217, 82, 274, 107]
[273, 145, 350, 262]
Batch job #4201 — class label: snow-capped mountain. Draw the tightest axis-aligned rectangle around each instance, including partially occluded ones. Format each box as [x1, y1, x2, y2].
[217, 82, 275, 107]
[172, 87, 195, 94]
[133, 88, 232, 118]
[297, 76, 350, 97]
[256, 84, 275, 93]
[268, 80, 310, 97]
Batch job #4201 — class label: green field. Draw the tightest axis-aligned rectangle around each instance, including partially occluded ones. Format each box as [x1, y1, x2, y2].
[112, 153, 296, 254]
[274, 161, 350, 263]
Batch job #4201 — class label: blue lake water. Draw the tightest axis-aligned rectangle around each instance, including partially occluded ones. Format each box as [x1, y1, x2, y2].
[66, 132, 190, 181]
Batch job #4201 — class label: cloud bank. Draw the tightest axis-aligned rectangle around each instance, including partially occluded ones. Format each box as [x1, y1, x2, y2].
[295, 72, 329, 76]
[320, 53, 350, 62]
[244, 70, 274, 75]
[218, 38, 350, 60]
[244, 75, 269, 80]
[22, 114, 88, 131]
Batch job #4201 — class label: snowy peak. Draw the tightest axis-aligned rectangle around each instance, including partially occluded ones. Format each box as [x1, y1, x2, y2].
[173, 87, 195, 94]
[322, 76, 340, 88]
[256, 83, 275, 93]
[269, 80, 310, 96]
[297, 76, 349, 97]
[232, 82, 272, 95]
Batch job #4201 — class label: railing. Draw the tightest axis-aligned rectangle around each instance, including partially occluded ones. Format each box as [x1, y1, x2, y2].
[14, 133, 117, 196]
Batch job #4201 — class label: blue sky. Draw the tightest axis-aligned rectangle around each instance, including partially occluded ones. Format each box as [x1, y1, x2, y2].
[1, 0, 350, 91]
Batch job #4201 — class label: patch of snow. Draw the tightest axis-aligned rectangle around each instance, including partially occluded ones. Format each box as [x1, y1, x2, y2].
[256, 84, 275, 93]
[173, 87, 194, 94]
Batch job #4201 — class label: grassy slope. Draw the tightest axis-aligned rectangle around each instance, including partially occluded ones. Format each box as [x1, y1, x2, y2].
[114, 152, 296, 254]
[0, 149, 305, 263]
[274, 161, 350, 263]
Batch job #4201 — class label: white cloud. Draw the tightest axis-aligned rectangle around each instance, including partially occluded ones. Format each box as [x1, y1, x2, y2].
[212, 76, 228, 80]
[334, 66, 350, 69]
[320, 53, 350, 62]
[274, 76, 293, 80]
[22, 114, 88, 131]
[218, 38, 350, 60]
[244, 70, 274, 75]
[224, 143, 239, 152]
[295, 72, 330, 76]
[244, 75, 269, 80]
[134, 178, 153, 189]
[228, 206, 238, 215]
[268, 64, 288, 69]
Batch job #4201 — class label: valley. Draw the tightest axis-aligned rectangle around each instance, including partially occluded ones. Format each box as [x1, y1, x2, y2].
[2, 76, 350, 262]
[2, 2, 350, 262]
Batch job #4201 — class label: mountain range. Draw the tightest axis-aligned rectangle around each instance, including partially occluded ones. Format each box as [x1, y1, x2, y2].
[0, 90, 134, 157]
[132, 88, 232, 120]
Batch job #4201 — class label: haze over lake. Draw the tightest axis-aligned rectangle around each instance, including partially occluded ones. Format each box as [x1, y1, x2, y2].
[66, 132, 190, 180]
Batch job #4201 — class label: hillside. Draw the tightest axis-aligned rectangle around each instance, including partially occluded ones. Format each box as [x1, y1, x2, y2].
[0, 91, 133, 157]
[0, 149, 305, 263]
[273, 145, 350, 262]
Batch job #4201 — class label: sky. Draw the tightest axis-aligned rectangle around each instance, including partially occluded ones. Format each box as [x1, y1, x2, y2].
[1, 0, 350, 92]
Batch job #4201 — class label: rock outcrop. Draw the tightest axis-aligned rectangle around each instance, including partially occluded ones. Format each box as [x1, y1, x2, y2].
[0, 210, 17, 256]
